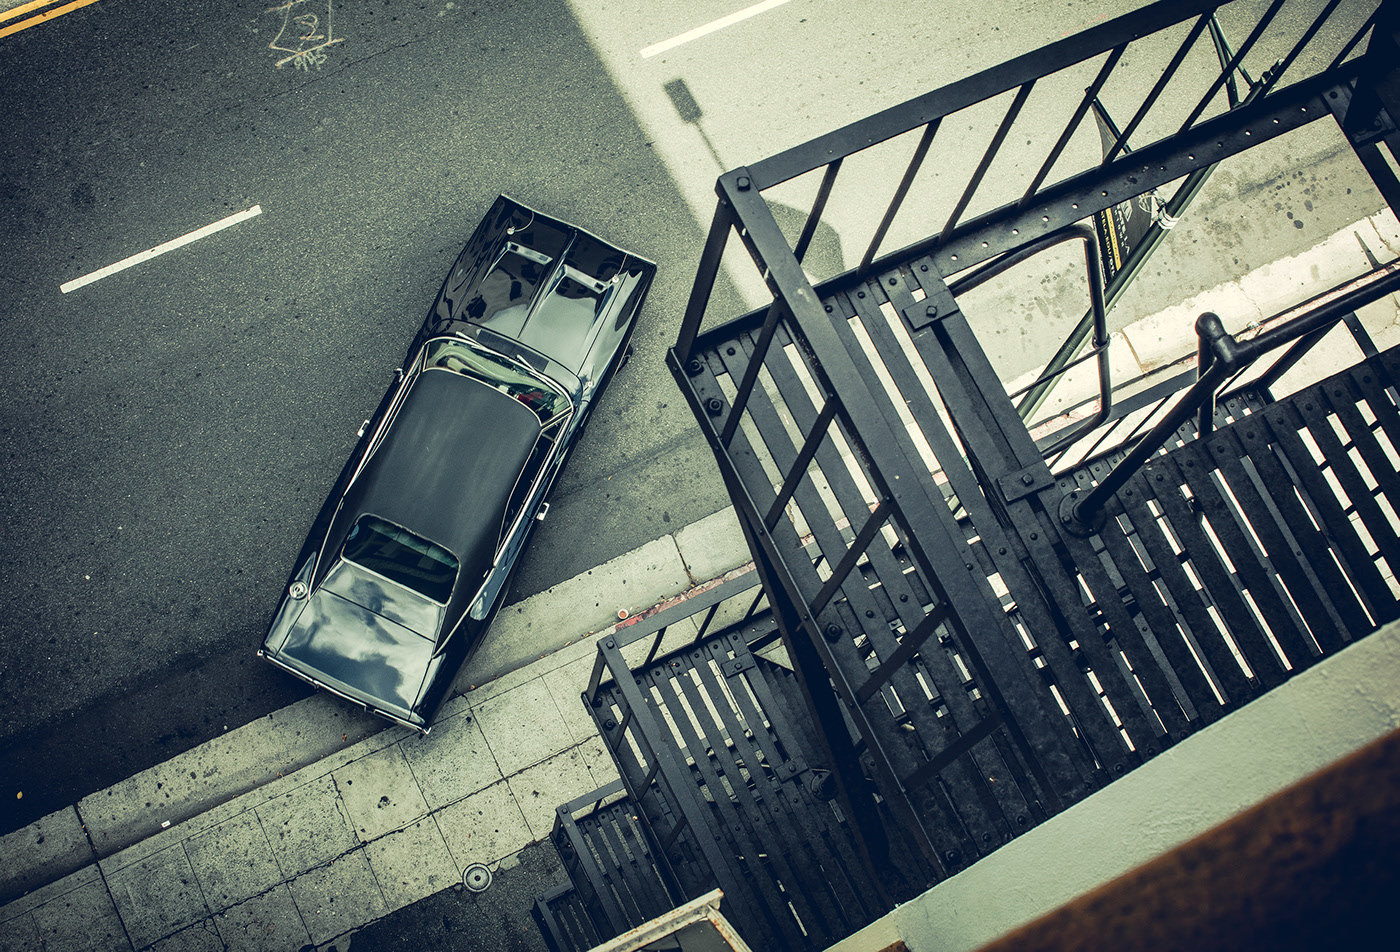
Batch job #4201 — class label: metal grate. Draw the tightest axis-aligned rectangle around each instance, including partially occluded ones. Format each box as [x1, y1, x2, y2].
[668, 0, 1400, 883]
[678, 234, 1400, 875]
[532, 877, 604, 952]
[587, 618, 897, 950]
[547, 779, 676, 948]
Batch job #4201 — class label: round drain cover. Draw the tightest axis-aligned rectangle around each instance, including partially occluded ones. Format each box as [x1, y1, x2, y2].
[462, 863, 492, 893]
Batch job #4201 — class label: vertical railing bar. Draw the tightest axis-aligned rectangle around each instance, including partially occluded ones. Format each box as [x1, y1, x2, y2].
[658, 813, 689, 855]
[642, 753, 663, 792]
[1067, 361, 1234, 529]
[642, 625, 670, 667]
[1104, 13, 1213, 164]
[809, 498, 893, 617]
[585, 653, 607, 707]
[607, 707, 636, 753]
[1207, 15, 1249, 108]
[691, 603, 722, 644]
[1266, 0, 1343, 91]
[1054, 410, 1129, 470]
[1220, 363, 1257, 400]
[719, 299, 789, 447]
[1177, 0, 1287, 134]
[1250, 327, 1320, 396]
[1116, 392, 1177, 454]
[1197, 324, 1219, 438]
[1090, 98, 1127, 152]
[1008, 342, 1113, 400]
[764, 398, 840, 530]
[740, 585, 765, 623]
[1341, 309, 1380, 360]
[1328, 5, 1380, 70]
[1021, 46, 1126, 206]
[858, 119, 940, 276]
[940, 81, 1036, 242]
[854, 606, 949, 704]
[1351, 141, 1400, 216]
[675, 199, 734, 363]
[794, 158, 843, 264]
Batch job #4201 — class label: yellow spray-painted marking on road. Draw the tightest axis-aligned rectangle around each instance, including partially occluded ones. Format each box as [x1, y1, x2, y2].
[0, 0, 103, 40]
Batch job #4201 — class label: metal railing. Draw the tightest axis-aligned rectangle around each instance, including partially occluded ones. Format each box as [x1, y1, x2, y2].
[675, 0, 1388, 369]
[1062, 255, 1400, 534]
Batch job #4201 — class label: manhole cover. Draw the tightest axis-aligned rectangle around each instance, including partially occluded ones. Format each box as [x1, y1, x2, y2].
[462, 863, 492, 893]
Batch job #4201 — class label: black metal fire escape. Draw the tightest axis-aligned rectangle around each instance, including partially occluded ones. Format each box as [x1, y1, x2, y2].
[536, 1, 1400, 948]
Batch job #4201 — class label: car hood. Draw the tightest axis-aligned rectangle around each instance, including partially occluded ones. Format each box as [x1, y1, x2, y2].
[321, 559, 445, 638]
[277, 588, 435, 715]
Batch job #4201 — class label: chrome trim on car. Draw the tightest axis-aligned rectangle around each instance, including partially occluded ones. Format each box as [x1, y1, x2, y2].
[261, 651, 430, 735]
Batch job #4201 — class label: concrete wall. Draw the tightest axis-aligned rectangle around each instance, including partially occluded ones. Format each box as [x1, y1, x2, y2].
[827, 621, 1400, 952]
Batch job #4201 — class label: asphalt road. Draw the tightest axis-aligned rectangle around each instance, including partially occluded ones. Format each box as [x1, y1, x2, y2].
[0, 0, 739, 834]
[0, 0, 1386, 848]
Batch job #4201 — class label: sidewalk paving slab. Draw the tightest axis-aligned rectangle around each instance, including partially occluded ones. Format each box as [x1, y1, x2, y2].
[673, 506, 749, 584]
[150, 919, 223, 952]
[507, 747, 598, 842]
[362, 817, 459, 910]
[331, 745, 429, 843]
[181, 814, 282, 913]
[0, 807, 89, 903]
[0, 912, 42, 952]
[104, 845, 208, 949]
[399, 710, 502, 810]
[254, 775, 359, 881]
[287, 851, 386, 946]
[473, 679, 576, 777]
[434, 780, 532, 874]
[27, 868, 125, 952]
[210, 885, 306, 952]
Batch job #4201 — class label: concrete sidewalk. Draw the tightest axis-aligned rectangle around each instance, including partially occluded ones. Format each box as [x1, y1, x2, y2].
[0, 506, 755, 952]
[3, 209, 1399, 952]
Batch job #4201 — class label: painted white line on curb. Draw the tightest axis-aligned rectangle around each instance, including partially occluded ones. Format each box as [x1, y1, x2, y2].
[640, 0, 791, 59]
[60, 205, 262, 294]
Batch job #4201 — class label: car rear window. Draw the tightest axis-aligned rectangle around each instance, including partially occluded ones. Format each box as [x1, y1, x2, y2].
[423, 337, 571, 424]
[342, 514, 459, 603]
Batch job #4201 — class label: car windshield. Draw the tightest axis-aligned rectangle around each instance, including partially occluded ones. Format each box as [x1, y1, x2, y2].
[342, 514, 460, 604]
[423, 337, 570, 424]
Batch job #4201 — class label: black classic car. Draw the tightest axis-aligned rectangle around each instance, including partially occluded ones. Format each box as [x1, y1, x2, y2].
[259, 196, 656, 732]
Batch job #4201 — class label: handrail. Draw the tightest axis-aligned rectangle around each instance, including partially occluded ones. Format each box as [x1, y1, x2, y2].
[1060, 257, 1400, 535]
[949, 224, 1111, 458]
[746, 0, 1221, 190]
[673, 3, 1376, 370]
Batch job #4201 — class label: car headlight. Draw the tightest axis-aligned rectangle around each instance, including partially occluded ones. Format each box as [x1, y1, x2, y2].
[289, 580, 309, 600]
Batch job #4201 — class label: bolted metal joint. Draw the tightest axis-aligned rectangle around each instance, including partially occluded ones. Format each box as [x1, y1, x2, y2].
[1058, 488, 1106, 538]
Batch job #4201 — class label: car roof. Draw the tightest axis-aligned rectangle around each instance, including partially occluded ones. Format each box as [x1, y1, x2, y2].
[339, 367, 542, 604]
